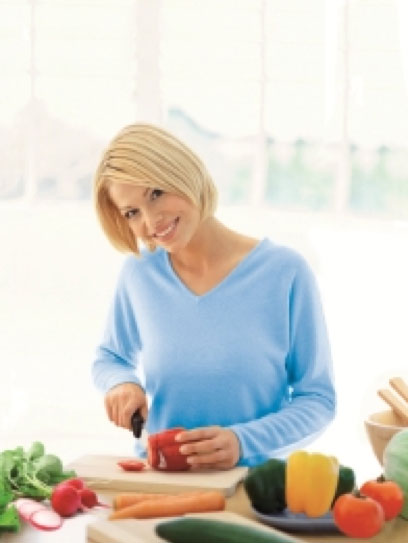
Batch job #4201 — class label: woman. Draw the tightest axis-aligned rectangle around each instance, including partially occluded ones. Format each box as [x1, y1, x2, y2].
[92, 123, 336, 469]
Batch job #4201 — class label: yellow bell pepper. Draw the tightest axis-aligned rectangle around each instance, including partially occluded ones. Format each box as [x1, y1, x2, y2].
[286, 450, 339, 518]
[285, 450, 309, 514]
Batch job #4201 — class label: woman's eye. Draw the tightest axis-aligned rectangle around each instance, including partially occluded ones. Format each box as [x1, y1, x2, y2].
[124, 208, 139, 220]
[151, 188, 163, 200]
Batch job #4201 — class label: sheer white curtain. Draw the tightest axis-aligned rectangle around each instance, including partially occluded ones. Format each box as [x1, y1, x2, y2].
[397, 0, 408, 96]
[1, 0, 407, 205]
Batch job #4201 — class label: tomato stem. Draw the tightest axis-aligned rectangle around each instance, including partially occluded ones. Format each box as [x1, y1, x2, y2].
[352, 489, 368, 499]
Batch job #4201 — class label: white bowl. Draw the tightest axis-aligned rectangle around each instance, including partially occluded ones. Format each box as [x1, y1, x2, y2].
[364, 409, 406, 465]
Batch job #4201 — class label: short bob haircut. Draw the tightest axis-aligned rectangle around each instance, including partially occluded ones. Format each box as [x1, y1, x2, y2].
[93, 123, 218, 255]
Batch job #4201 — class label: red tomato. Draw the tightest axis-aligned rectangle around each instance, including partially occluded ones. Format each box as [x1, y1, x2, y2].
[117, 460, 146, 472]
[360, 478, 404, 520]
[333, 492, 384, 538]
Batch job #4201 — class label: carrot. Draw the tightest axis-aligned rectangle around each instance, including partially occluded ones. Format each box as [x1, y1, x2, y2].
[109, 490, 226, 520]
[113, 491, 203, 510]
[114, 493, 169, 510]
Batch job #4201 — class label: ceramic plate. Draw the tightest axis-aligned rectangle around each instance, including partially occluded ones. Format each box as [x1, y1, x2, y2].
[252, 507, 340, 533]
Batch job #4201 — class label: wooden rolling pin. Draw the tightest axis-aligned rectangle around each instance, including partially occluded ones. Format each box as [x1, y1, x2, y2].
[378, 377, 408, 424]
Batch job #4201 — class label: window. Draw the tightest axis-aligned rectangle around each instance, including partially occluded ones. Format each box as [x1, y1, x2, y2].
[1, 1, 407, 470]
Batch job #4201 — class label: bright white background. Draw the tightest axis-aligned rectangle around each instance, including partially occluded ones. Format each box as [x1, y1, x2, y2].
[1, 0, 408, 487]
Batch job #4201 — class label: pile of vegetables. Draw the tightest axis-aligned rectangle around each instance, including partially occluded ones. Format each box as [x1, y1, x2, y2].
[9, 477, 110, 532]
[0, 441, 76, 533]
[153, 438, 407, 543]
[244, 449, 406, 539]
[244, 453, 355, 517]
[0, 441, 111, 533]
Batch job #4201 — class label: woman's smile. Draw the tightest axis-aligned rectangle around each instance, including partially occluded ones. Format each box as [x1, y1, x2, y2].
[152, 217, 180, 242]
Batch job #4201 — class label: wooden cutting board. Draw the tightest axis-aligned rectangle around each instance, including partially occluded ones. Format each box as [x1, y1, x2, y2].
[68, 455, 248, 497]
[87, 511, 306, 543]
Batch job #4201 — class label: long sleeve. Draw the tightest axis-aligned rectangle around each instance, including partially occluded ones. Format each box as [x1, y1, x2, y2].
[90, 241, 335, 467]
[229, 259, 336, 466]
[92, 261, 143, 393]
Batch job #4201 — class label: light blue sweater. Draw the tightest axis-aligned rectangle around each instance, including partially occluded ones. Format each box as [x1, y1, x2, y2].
[92, 238, 336, 466]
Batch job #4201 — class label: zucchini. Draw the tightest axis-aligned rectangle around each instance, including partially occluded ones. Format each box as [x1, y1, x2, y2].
[155, 517, 301, 543]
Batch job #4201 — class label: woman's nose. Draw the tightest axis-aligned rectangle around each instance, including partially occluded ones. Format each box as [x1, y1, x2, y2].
[143, 209, 163, 235]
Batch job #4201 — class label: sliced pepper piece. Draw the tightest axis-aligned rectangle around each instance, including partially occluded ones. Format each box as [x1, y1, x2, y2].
[117, 460, 146, 472]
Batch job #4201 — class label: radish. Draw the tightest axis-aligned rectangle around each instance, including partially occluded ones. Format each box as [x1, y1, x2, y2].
[14, 498, 63, 531]
[16, 499, 48, 522]
[62, 477, 85, 490]
[14, 498, 36, 510]
[79, 488, 110, 509]
[29, 509, 63, 531]
[51, 483, 81, 517]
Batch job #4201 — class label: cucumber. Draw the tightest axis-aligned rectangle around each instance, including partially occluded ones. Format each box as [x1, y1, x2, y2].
[155, 517, 301, 543]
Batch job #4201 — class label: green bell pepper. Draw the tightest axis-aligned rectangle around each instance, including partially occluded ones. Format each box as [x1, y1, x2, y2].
[244, 458, 286, 514]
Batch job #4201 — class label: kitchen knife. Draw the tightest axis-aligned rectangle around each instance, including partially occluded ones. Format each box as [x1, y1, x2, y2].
[131, 410, 145, 438]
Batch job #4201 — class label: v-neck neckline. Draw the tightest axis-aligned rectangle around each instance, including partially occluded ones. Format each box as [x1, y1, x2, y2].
[163, 237, 267, 301]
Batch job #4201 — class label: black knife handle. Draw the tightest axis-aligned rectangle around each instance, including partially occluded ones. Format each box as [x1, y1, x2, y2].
[131, 410, 144, 438]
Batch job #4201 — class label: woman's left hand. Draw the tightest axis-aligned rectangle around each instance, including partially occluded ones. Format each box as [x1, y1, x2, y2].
[175, 426, 241, 470]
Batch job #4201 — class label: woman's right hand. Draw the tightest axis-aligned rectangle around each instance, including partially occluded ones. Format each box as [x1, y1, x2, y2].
[104, 383, 148, 430]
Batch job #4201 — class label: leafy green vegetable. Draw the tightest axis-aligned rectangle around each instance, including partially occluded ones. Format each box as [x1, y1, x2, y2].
[0, 441, 76, 533]
[0, 486, 13, 509]
[33, 454, 70, 485]
[0, 505, 20, 533]
[27, 441, 45, 461]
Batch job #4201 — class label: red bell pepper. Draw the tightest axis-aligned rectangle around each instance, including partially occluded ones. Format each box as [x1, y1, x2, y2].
[147, 427, 189, 471]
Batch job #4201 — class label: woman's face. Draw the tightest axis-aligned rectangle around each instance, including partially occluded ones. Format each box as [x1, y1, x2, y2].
[108, 182, 201, 252]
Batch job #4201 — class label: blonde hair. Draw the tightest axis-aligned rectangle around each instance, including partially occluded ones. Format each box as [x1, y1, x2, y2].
[93, 123, 218, 254]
